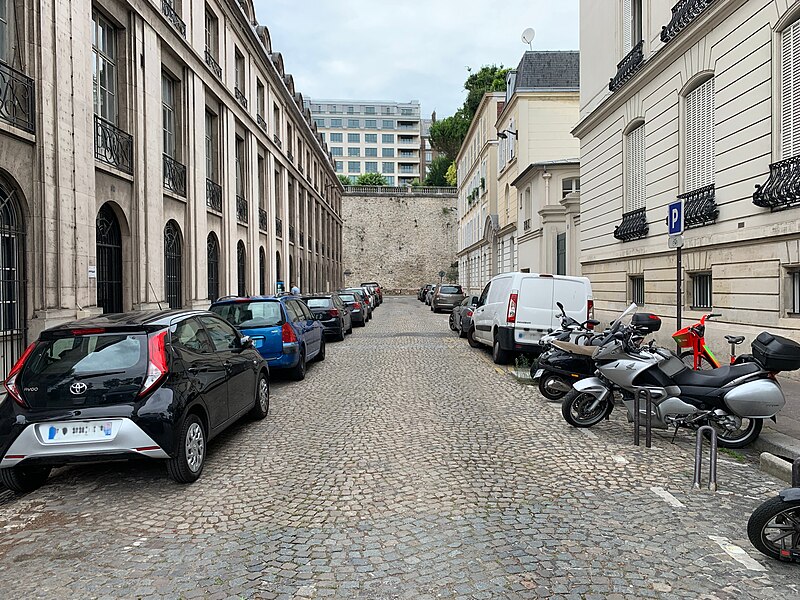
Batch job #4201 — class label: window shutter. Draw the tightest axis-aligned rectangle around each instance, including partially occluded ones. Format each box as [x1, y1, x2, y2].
[782, 21, 800, 158]
[623, 0, 632, 52]
[626, 124, 645, 211]
[685, 77, 715, 191]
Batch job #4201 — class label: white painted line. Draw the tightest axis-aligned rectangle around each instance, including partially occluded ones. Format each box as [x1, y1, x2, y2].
[708, 535, 766, 571]
[650, 486, 685, 508]
[578, 428, 599, 439]
[612, 455, 629, 465]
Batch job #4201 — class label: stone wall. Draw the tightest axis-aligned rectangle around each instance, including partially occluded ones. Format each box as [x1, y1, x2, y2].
[341, 189, 458, 295]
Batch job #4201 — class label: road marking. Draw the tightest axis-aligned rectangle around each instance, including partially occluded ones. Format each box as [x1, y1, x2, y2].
[612, 455, 629, 465]
[650, 487, 685, 508]
[708, 535, 766, 571]
[578, 428, 598, 439]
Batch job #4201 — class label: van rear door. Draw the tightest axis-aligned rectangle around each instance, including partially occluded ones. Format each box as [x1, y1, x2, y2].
[552, 277, 590, 329]
[514, 276, 555, 345]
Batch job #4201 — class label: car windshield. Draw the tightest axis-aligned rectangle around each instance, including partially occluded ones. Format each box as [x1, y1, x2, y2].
[24, 334, 146, 378]
[306, 298, 332, 309]
[211, 301, 283, 328]
[339, 294, 356, 302]
[440, 286, 462, 294]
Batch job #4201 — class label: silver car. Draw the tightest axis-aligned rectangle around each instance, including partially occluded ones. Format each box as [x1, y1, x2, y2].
[431, 284, 466, 313]
[425, 284, 438, 305]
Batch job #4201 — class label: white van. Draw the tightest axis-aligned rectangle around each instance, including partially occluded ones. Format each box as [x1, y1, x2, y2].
[468, 272, 594, 364]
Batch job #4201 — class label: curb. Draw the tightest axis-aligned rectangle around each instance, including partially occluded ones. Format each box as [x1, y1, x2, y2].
[753, 430, 800, 461]
[759, 452, 793, 484]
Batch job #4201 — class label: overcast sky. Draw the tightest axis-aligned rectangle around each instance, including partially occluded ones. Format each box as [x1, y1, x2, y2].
[253, 0, 579, 118]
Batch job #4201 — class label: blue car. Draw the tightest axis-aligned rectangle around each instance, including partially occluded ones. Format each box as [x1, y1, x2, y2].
[210, 296, 325, 380]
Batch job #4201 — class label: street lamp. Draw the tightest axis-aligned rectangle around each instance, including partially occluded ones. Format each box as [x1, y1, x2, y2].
[497, 129, 519, 139]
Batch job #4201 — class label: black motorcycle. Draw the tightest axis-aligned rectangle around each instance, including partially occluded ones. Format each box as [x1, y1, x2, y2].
[748, 458, 800, 563]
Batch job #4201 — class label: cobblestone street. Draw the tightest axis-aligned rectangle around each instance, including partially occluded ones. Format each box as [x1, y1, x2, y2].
[0, 296, 798, 599]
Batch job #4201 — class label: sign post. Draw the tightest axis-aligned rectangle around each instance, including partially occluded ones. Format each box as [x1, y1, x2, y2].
[438, 270, 445, 283]
[667, 200, 684, 334]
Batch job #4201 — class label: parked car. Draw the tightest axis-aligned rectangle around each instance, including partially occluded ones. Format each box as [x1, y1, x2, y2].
[211, 295, 325, 381]
[363, 284, 382, 306]
[338, 292, 367, 327]
[468, 272, 594, 364]
[431, 284, 466, 313]
[301, 294, 353, 341]
[360, 281, 383, 304]
[418, 284, 433, 302]
[342, 288, 374, 319]
[425, 284, 438, 305]
[450, 295, 479, 338]
[0, 310, 270, 492]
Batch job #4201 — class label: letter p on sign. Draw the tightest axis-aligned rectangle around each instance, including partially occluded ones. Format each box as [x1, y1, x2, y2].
[668, 200, 684, 236]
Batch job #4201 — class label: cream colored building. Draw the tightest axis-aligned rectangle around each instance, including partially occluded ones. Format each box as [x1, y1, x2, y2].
[0, 0, 343, 375]
[574, 0, 800, 350]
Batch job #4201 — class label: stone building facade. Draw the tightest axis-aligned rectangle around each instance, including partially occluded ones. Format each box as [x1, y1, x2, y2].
[341, 187, 457, 294]
[0, 0, 343, 375]
[574, 0, 800, 350]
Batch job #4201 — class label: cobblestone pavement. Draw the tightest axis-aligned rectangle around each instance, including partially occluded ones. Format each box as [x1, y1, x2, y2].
[1, 296, 798, 599]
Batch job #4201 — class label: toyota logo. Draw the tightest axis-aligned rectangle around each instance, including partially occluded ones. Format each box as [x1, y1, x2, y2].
[70, 382, 88, 395]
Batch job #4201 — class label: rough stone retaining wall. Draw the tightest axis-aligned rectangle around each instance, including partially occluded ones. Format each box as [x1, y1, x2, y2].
[341, 190, 458, 295]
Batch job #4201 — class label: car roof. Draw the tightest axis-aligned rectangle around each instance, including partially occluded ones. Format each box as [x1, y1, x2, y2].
[210, 295, 283, 306]
[45, 309, 215, 332]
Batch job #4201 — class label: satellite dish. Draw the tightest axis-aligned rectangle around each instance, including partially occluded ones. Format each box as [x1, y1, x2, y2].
[521, 28, 535, 49]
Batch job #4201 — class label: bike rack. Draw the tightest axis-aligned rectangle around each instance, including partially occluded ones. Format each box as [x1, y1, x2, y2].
[793, 457, 799, 488]
[633, 387, 653, 448]
[693, 426, 718, 492]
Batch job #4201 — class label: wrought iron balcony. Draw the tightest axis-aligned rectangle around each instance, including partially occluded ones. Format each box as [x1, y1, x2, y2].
[161, 0, 186, 38]
[276, 217, 283, 237]
[289, 225, 295, 243]
[0, 62, 35, 134]
[753, 156, 800, 211]
[299, 164, 304, 174]
[94, 115, 133, 174]
[613, 207, 648, 242]
[680, 184, 718, 228]
[163, 154, 186, 197]
[288, 151, 294, 163]
[609, 40, 644, 92]
[236, 195, 248, 224]
[523, 219, 531, 231]
[299, 231, 305, 247]
[273, 134, 282, 149]
[259, 208, 268, 232]
[206, 179, 222, 212]
[204, 50, 222, 79]
[661, 0, 717, 44]
[234, 87, 248, 109]
[257, 114, 267, 131]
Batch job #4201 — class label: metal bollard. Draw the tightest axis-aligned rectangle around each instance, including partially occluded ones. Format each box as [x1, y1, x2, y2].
[793, 457, 800, 488]
[693, 425, 718, 492]
[633, 392, 640, 446]
[633, 388, 654, 448]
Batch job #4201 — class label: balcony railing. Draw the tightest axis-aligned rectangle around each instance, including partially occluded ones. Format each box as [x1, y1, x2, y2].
[613, 207, 648, 242]
[163, 154, 186, 197]
[609, 40, 644, 92]
[0, 62, 35, 134]
[299, 164, 304, 174]
[236, 195, 248, 224]
[94, 115, 133, 174]
[753, 156, 800, 211]
[273, 134, 282, 148]
[259, 208, 268, 232]
[204, 50, 222, 79]
[680, 184, 718, 228]
[288, 151, 294, 162]
[234, 87, 248, 109]
[206, 179, 222, 212]
[257, 114, 267, 131]
[523, 219, 531, 231]
[289, 225, 295, 243]
[276, 217, 283, 237]
[161, 0, 186, 38]
[661, 0, 717, 44]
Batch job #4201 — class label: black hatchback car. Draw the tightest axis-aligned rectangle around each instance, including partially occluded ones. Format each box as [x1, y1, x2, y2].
[300, 294, 353, 341]
[0, 310, 270, 493]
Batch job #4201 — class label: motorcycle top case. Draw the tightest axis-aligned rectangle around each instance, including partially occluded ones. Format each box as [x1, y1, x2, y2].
[631, 313, 662, 333]
[752, 332, 800, 372]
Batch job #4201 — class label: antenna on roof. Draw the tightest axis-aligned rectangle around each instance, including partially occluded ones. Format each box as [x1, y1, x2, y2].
[149, 281, 163, 310]
[521, 28, 536, 50]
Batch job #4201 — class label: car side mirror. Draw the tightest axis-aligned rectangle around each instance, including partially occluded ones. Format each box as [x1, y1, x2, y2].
[240, 336, 253, 349]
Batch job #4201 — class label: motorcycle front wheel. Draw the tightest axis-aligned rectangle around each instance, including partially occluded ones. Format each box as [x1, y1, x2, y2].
[707, 416, 763, 448]
[561, 389, 609, 428]
[747, 496, 800, 561]
[538, 373, 570, 401]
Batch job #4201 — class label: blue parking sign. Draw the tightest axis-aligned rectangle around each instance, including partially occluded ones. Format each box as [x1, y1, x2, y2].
[668, 200, 684, 235]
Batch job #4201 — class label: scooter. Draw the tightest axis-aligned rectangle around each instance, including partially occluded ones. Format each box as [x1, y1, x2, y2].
[560, 304, 800, 448]
[747, 458, 800, 563]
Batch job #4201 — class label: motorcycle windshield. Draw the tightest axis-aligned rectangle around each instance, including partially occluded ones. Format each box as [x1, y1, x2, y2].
[611, 303, 638, 329]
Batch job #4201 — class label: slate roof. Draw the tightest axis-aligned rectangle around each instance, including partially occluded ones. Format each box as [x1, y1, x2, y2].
[512, 51, 579, 92]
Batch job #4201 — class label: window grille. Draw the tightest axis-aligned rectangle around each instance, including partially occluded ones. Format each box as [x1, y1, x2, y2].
[630, 275, 644, 306]
[691, 272, 712, 309]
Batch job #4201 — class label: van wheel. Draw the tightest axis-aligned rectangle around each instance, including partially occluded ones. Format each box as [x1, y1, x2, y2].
[167, 414, 205, 483]
[492, 338, 512, 365]
[0, 465, 51, 493]
[467, 327, 481, 348]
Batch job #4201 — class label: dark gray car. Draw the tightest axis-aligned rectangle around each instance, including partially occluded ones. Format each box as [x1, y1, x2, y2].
[431, 285, 466, 313]
[450, 295, 479, 337]
[301, 294, 353, 341]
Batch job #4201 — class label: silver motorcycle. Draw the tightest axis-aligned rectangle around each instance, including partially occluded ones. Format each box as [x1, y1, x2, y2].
[560, 304, 793, 448]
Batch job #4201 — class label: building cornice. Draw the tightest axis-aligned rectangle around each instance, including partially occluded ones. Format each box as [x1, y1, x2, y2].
[572, 0, 747, 139]
[455, 93, 505, 164]
[497, 90, 579, 127]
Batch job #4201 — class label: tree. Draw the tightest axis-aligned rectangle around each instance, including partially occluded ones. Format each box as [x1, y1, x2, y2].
[355, 172, 388, 186]
[424, 155, 453, 187]
[337, 174, 352, 187]
[445, 161, 457, 187]
[428, 113, 470, 161]
[463, 65, 511, 121]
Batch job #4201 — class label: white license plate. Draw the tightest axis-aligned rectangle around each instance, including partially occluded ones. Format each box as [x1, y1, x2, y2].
[533, 369, 544, 379]
[252, 337, 265, 348]
[37, 420, 122, 444]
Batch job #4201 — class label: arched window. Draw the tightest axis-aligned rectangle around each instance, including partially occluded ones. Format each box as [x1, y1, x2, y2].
[96, 203, 123, 314]
[625, 122, 646, 212]
[164, 220, 182, 308]
[289, 254, 294, 287]
[781, 18, 800, 158]
[207, 232, 220, 302]
[683, 76, 715, 193]
[276, 250, 282, 282]
[237, 240, 247, 297]
[0, 179, 26, 374]
[259, 246, 266, 295]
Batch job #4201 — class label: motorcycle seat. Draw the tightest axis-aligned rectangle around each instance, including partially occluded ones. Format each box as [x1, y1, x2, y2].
[725, 335, 745, 345]
[673, 362, 761, 388]
[551, 340, 597, 357]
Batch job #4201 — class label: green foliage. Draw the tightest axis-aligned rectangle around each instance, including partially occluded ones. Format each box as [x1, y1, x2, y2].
[410, 178, 422, 187]
[355, 172, 388, 186]
[446, 162, 457, 187]
[337, 174, 352, 186]
[463, 65, 511, 121]
[428, 113, 471, 161]
[424, 156, 453, 187]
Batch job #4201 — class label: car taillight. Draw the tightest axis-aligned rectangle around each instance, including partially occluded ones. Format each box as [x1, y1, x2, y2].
[329, 309, 340, 317]
[354, 302, 362, 309]
[507, 291, 518, 324]
[3, 342, 37, 407]
[466, 309, 473, 317]
[139, 330, 169, 398]
[281, 322, 298, 343]
[70, 327, 106, 336]
[587, 300, 595, 329]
